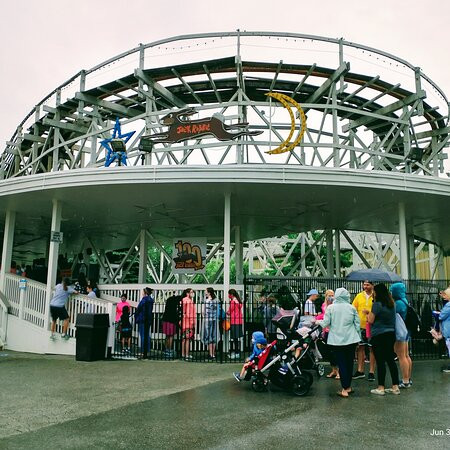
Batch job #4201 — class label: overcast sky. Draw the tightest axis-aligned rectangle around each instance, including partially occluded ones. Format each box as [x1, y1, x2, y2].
[1, 0, 449, 155]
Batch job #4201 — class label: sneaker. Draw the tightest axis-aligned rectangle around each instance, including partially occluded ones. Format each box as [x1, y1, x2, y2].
[233, 372, 242, 382]
[49, 334, 56, 341]
[184, 355, 193, 360]
[368, 373, 375, 382]
[409, 378, 413, 385]
[385, 388, 400, 395]
[61, 334, 70, 341]
[370, 388, 385, 396]
[442, 367, 450, 373]
[398, 381, 411, 389]
[352, 371, 365, 379]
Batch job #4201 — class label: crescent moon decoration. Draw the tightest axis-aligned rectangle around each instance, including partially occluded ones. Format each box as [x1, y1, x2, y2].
[265, 92, 307, 154]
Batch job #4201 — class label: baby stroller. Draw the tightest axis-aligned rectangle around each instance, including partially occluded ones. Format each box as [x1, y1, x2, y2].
[250, 309, 324, 396]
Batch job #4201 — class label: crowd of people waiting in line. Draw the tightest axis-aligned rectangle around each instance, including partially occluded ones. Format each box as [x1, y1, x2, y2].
[48, 275, 450, 388]
[311, 281, 450, 398]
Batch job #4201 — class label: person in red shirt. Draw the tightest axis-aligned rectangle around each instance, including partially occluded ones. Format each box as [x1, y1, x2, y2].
[181, 288, 196, 360]
[115, 293, 131, 323]
[227, 289, 243, 359]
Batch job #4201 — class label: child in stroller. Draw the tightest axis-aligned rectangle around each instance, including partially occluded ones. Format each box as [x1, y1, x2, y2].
[233, 331, 268, 382]
[239, 309, 324, 396]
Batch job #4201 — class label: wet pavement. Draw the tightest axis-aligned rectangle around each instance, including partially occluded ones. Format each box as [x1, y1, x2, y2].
[0, 352, 449, 449]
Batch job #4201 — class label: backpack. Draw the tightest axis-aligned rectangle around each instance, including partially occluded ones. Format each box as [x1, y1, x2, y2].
[404, 304, 421, 334]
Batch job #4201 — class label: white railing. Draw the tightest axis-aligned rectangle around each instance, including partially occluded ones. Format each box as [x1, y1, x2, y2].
[65, 294, 116, 338]
[0, 294, 8, 344]
[3, 275, 118, 337]
[4, 274, 21, 317]
[22, 278, 47, 328]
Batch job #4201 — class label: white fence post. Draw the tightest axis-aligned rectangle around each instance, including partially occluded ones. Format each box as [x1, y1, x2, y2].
[106, 302, 115, 358]
[18, 287, 25, 320]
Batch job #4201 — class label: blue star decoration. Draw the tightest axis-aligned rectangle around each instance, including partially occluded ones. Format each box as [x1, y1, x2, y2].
[100, 118, 136, 167]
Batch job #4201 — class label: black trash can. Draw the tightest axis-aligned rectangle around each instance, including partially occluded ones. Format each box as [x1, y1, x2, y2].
[75, 313, 110, 361]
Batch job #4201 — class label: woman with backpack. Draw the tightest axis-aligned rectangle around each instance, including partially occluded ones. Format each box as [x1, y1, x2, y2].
[366, 283, 400, 396]
[390, 282, 413, 388]
[162, 294, 181, 359]
[119, 305, 132, 354]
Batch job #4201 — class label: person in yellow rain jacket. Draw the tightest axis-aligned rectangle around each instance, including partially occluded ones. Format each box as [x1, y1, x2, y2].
[352, 280, 376, 381]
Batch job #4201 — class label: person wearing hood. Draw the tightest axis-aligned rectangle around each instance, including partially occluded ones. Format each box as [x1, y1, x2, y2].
[233, 331, 267, 382]
[390, 282, 413, 388]
[438, 288, 450, 373]
[316, 288, 361, 398]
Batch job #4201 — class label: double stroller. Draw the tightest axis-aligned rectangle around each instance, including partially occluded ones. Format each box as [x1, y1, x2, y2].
[244, 309, 325, 396]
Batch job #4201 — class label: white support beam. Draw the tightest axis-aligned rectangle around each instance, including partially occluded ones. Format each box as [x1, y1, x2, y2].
[0, 210, 16, 291]
[134, 69, 186, 108]
[235, 226, 243, 284]
[224, 192, 231, 298]
[334, 230, 341, 277]
[45, 199, 62, 330]
[138, 229, 149, 283]
[74, 92, 141, 118]
[408, 235, 416, 279]
[326, 229, 334, 277]
[398, 202, 409, 280]
[341, 230, 372, 269]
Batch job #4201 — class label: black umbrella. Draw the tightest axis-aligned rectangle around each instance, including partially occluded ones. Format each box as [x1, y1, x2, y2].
[346, 268, 402, 282]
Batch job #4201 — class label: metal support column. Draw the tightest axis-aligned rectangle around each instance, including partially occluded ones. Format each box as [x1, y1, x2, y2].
[326, 229, 334, 277]
[437, 247, 446, 281]
[235, 226, 243, 284]
[429, 244, 436, 280]
[408, 235, 416, 279]
[398, 202, 409, 280]
[0, 210, 16, 291]
[138, 229, 149, 284]
[45, 199, 62, 330]
[300, 233, 307, 276]
[334, 229, 341, 277]
[224, 192, 231, 298]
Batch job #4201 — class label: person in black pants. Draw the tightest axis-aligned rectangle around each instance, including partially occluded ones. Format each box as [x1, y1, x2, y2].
[316, 287, 361, 398]
[365, 283, 400, 395]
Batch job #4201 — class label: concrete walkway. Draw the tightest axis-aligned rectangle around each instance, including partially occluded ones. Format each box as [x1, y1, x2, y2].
[0, 352, 449, 449]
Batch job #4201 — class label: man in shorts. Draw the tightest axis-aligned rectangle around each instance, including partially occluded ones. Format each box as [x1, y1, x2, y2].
[49, 278, 78, 340]
[352, 280, 376, 381]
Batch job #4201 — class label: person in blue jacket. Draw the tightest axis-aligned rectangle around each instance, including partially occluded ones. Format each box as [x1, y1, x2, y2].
[135, 287, 154, 355]
[233, 331, 267, 381]
[390, 282, 413, 388]
[438, 288, 450, 373]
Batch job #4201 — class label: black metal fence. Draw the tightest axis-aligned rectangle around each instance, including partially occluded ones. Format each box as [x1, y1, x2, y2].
[111, 295, 250, 363]
[110, 277, 448, 362]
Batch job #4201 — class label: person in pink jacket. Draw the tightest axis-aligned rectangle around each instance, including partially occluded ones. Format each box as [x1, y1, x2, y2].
[115, 293, 131, 322]
[181, 288, 196, 360]
[227, 289, 243, 359]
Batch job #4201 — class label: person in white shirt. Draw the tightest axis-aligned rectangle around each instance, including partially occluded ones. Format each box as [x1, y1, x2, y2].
[85, 285, 97, 313]
[304, 289, 319, 316]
